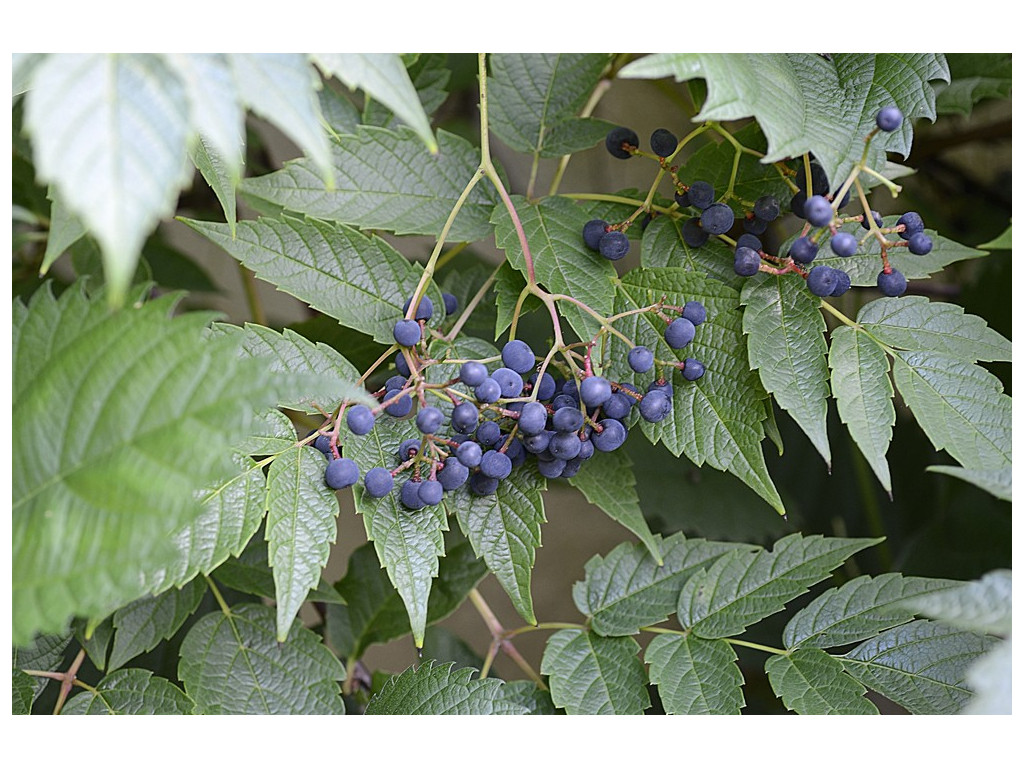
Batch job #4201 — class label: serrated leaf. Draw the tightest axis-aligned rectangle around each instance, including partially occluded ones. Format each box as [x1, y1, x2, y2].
[365, 661, 527, 715]
[891, 350, 1011, 474]
[237, 409, 297, 456]
[107, 579, 207, 671]
[13, 671, 36, 715]
[41, 188, 87, 274]
[492, 195, 618, 341]
[346, 417, 448, 647]
[363, 53, 450, 129]
[73, 616, 115, 671]
[620, 53, 949, 186]
[567, 450, 661, 564]
[265, 445, 341, 641]
[439, 259, 500, 340]
[857, 296, 1011, 363]
[541, 629, 650, 715]
[842, 619, 995, 715]
[741, 274, 832, 467]
[12, 283, 296, 644]
[240, 126, 496, 242]
[645, 634, 745, 714]
[783, 573, 961, 650]
[900, 569, 1011, 636]
[211, 536, 343, 605]
[227, 54, 333, 186]
[13, 632, 72, 709]
[451, 466, 547, 625]
[24, 53, 194, 306]
[182, 215, 443, 344]
[829, 326, 895, 492]
[926, 464, 1012, 501]
[178, 603, 345, 714]
[640, 216, 745, 289]
[329, 539, 486, 659]
[190, 134, 240, 235]
[313, 53, 437, 154]
[542, 117, 619, 157]
[318, 84, 361, 137]
[766, 649, 878, 715]
[572, 533, 752, 636]
[677, 533, 881, 639]
[488, 53, 611, 158]
[494, 260, 542, 338]
[961, 637, 1011, 714]
[606, 268, 783, 514]
[61, 669, 194, 715]
[500, 680, 559, 715]
[935, 53, 1012, 116]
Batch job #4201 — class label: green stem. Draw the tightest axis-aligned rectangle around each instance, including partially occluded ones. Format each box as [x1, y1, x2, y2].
[725, 638, 789, 656]
[238, 264, 266, 326]
[548, 78, 612, 197]
[205, 575, 232, 616]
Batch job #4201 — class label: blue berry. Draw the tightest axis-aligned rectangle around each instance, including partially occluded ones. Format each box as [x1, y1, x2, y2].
[325, 457, 359, 490]
[599, 231, 630, 261]
[560, 458, 583, 478]
[385, 375, 407, 392]
[700, 203, 735, 235]
[384, 391, 413, 418]
[753, 195, 780, 222]
[551, 393, 576, 411]
[577, 438, 595, 461]
[807, 266, 839, 297]
[470, 473, 500, 496]
[876, 105, 903, 132]
[312, 433, 332, 455]
[647, 380, 674, 398]
[492, 367, 524, 398]
[518, 401, 549, 435]
[442, 292, 458, 316]
[416, 406, 444, 435]
[418, 479, 444, 506]
[897, 212, 925, 238]
[628, 346, 654, 373]
[664, 317, 696, 349]
[523, 430, 553, 454]
[804, 195, 833, 227]
[789, 236, 819, 264]
[682, 218, 709, 247]
[528, 372, 556, 400]
[861, 210, 884, 230]
[346, 405, 375, 435]
[687, 181, 715, 210]
[583, 219, 609, 250]
[830, 231, 858, 257]
[734, 246, 761, 277]
[480, 450, 513, 480]
[830, 269, 852, 297]
[474, 378, 501, 404]
[451, 402, 479, 434]
[400, 480, 425, 510]
[476, 420, 502, 446]
[363, 467, 394, 498]
[674, 190, 690, 207]
[502, 339, 535, 374]
[682, 358, 706, 381]
[402, 295, 433, 321]
[682, 300, 706, 326]
[605, 126, 639, 159]
[549, 432, 582, 460]
[907, 232, 933, 255]
[580, 376, 612, 408]
[459, 361, 488, 387]
[639, 390, 671, 422]
[456, 440, 483, 468]
[602, 392, 633, 420]
[736, 233, 762, 252]
[877, 269, 908, 297]
[393, 319, 421, 347]
[537, 457, 567, 479]
[397, 438, 421, 461]
[592, 419, 627, 452]
[796, 162, 831, 197]
[394, 352, 410, 377]
[437, 458, 469, 491]
[552, 406, 584, 433]
[650, 128, 678, 157]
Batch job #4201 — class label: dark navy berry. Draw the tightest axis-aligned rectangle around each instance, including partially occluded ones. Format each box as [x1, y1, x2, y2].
[384, 391, 413, 418]
[459, 361, 488, 387]
[442, 292, 458, 316]
[736, 233, 762, 252]
[700, 203, 735, 235]
[861, 210, 884, 230]
[580, 376, 612, 408]
[830, 231, 858, 258]
[907, 232, 933, 255]
[416, 406, 444, 435]
[687, 181, 715, 210]
[807, 266, 839, 297]
[400, 480, 425, 510]
[523, 430, 552, 454]
[577, 438, 595, 461]
[743, 216, 769, 235]
[502, 339, 535, 374]
[385, 375, 407, 392]
[603, 392, 633, 420]
[437, 458, 469, 491]
[394, 352, 410, 377]
[476, 420, 502, 446]
[528, 372, 556, 400]
[480, 450, 513, 480]
[897, 212, 925, 238]
[469, 473, 500, 496]
[583, 219, 610, 250]
[804, 195, 833, 227]
[682, 300, 706, 326]
[474, 378, 501, 404]
[605, 126, 639, 159]
[789, 236, 819, 264]
[518, 401, 548, 436]
[418, 480, 444, 506]
[753, 195, 780, 222]
[312, 433, 332, 456]
[363, 467, 394, 498]
[393, 319, 422, 347]
[639, 390, 671, 422]
[790, 191, 808, 219]
[877, 269, 908, 297]
[397, 438, 421, 461]
[674, 190, 690, 207]
[549, 432, 582, 460]
[876, 105, 903, 132]
[325, 457, 359, 490]
[599, 231, 630, 261]
[796, 162, 831, 197]
[552, 406, 584, 433]
[682, 218, 709, 247]
[451, 402, 479, 434]
[346, 405, 375, 435]
[664, 317, 696, 349]
[682, 358, 706, 381]
[628, 346, 654, 373]
[650, 128, 678, 157]
[537, 457, 567, 479]
[402, 295, 433, 321]
[734, 246, 761, 277]
[592, 419, 627, 452]
[456, 440, 483, 468]
[560, 458, 583, 478]
[492, 367, 524, 398]
[830, 269, 852, 297]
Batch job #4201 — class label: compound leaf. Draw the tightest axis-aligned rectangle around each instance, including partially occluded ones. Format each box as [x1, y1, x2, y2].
[13, 632, 72, 711]
[365, 661, 527, 715]
[926, 465, 1012, 501]
[363, 53, 450, 129]
[62, 669, 195, 715]
[899, 569, 1011, 636]
[640, 216, 745, 290]
[107, 578, 208, 671]
[766, 649, 878, 715]
[935, 53, 1012, 116]
[645, 634, 745, 714]
[541, 629, 650, 715]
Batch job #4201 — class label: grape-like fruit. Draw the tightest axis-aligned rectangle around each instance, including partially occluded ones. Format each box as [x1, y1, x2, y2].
[523, 430, 552, 454]
[451, 402, 479, 434]
[346, 405, 375, 435]
[363, 467, 394, 498]
[459, 361, 488, 387]
[605, 126, 639, 159]
[442, 292, 458, 316]
[456, 440, 483, 468]
[583, 219, 609, 251]
[400, 480, 425, 510]
[830, 231, 858, 258]
[528, 372, 556, 400]
[402, 295, 433, 321]
[518, 401, 548, 436]
[804, 195, 833, 227]
[395, 352, 410, 377]
[682, 300, 706, 326]
[639, 390, 671, 422]
[687, 181, 715, 210]
[480, 450, 513, 480]
[700, 203, 735, 235]
[397, 438, 421, 461]
[476, 420, 502, 446]
[550, 432, 583, 460]
[736, 233, 762, 252]
[861, 210, 884, 230]
[876, 105, 904, 132]
[734, 246, 761, 277]
[325, 457, 359, 490]
[312, 433, 332, 456]
[877, 268, 908, 297]
[470, 473, 500, 496]
[650, 128, 678, 157]
[664, 317, 696, 349]
[830, 269, 852, 297]
[418, 480, 444, 506]
[492, 367, 524, 398]
[789, 236, 819, 264]
[537, 458, 567, 479]
[580, 376, 612, 408]
[599, 231, 630, 261]
[628, 346, 654, 373]
[384, 391, 413, 417]
[592, 419, 627, 452]
[437, 458, 469, 491]
[393, 319, 422, 347]
[552, 406, 584, 433]
[416, 406, 444, 435]
[682, 218, 709, 247]
[907, 232, 933, 255]
[603, 392, 633, 420]
[682, 358, 706, 381]
[385, 375, 407, 392]
[897, 212, 925, 237]
[474, 377, 501, 404]
[807, 265, 839, 297]
[753, 195, 780, 222]
[502, 339, 535, 374]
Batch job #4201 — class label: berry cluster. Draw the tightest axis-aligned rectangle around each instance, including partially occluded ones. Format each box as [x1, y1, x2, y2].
[315, 291, 709, 509]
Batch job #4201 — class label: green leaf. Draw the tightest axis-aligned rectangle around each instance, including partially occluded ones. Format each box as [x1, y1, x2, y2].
[858, 296, 1011, 363]
[264, 445, 341, 641]
[451, 466, 547, 625]
[107, 579, 207, 671]
[640, 216, 745, 290]
[607, 268, 783, 514]
[842, 620, 995, 714]
[926, 464, 1012, 501]
[567, 450, 661, 564]
[741, 274, 832, 467]
[961, 638, 1011, 715]
[41, 188, 87, 274]
[977, 225, 1011, 250]
[542, 117, 619, 157]
[227, 54, 332, 186]
[181, 215, 443, 344]
[12, 283, 294, 644]
[365, 661, 527, 715]
[318, 84, 361, 137]
[178, 603, 345, 714]
[891, 350, 1011, 474]
[899, 569, 1011, 636]
[313, 53, 438, 154]
[13, 52, 48, 96]
[13, 632, 72, 710]
[783, 573, 961, 650]
[492, 195, 618, 341]
[237, 408, 298, 456]
[500, 680, 559, 715]
[24, 54, 194, 306]
[620, 53, 949, 186]
[62, 669, 195, 715]
[766, 649, 879, 715]
[241, 126, 496, 243]
[677, 533, 881, 639]
[572, 533, 752, 636]
[346, 416, 448, 647]
[211, 536, 343, 605]
[487, 53, 611, 158]
[493, 260, 542, 338]
[363, 53, 450, 129]
[328, 539, 487, 659]
[935, 53, 1012, 116]
[13, 671, 36, 715]
[828, 326, 895, 492]
[541, 629, 650, 715]
[644, 634, 745, 714]
[190, 134, 240, 235]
